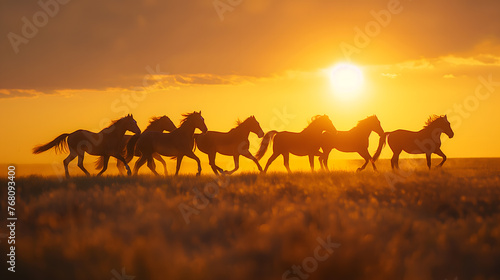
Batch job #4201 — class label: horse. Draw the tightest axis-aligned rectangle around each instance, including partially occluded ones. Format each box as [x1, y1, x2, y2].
[381, 115, 454, 169]
[319, 115, 385, 172]
[195, 116, 264, 175]
[255, 115, 337, 173]
[33, 114, 141, 178]
[98, 116, 177, 175]
[130, 111, 207, 176]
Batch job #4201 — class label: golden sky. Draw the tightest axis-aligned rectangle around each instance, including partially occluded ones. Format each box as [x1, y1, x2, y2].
[1, 0, 500, 168]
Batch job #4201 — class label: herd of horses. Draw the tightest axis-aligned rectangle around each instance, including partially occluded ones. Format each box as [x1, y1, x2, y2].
[33, 112, 454, 178]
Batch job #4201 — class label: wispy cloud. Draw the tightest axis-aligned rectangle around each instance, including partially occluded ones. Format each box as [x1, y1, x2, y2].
[381, 73, 398, 79]
[0, 74, 257, 99]
[0, 89, 42, 99]
[2, 0, 499, 92]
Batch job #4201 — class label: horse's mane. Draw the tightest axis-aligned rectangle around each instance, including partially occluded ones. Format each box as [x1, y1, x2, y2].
[149, 116, 163, 124]
[180, 112, 198, 125]
[235, 116, 253, 127]
[424, 115, 444, 128]
[143, 116, 162, 129]
[307, 115, 324, 124]
[104, 115, 130, 129]
[303, 115, 327, 131]
[356, 115, 377, 127]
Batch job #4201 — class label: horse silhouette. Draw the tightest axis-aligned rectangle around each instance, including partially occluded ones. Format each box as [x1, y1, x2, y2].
[98, 116, 177, 175]
[195, 116, 264, 175]
[320, 115, 385, 172]
[33, 114, 141, 178]
[256, 115, 337, 173]
[380, 115, 454, 169]
[130, 111, 207, 176]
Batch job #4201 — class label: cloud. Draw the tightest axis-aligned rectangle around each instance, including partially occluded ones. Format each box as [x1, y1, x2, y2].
[381, 73, 398, 79]
[167, 74, 254, 86]
[1, 0, 499, 93]
[441, 55, 500, 66]
[0, 89, 42, 99]
[376, 55, 500, 72]
[443, 74, 456, 79]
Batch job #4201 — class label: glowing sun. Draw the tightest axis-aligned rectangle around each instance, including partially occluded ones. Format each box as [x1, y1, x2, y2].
[328, 63, 364, 100]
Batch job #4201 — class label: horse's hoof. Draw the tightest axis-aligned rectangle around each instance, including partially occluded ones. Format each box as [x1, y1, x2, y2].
[356, 168, 363, 172]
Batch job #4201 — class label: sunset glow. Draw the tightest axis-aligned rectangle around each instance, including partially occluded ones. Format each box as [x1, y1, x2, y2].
[0, 0, 499, 173]
[328, 63, 364, 100]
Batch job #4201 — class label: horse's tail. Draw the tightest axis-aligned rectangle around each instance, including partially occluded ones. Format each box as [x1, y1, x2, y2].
[125, 133, 141, 161]
[373, 132, 388, 161]
[95, 156, 105, 170]
[255, 131, 278, 160]
[32, 133, 70, 154]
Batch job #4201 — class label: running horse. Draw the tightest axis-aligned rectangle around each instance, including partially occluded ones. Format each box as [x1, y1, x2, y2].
[256, 115, 337, 173]
[195, 116, 264, 175]
[130, 111, 207, 176]
[98, 116, 177, 175]
[382, 115, 454, 169]
[319, 115, 385, 171]
[33, 114, 141, 178]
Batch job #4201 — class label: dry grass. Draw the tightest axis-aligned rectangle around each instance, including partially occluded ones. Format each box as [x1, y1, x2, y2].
[2, 159, 500, 280]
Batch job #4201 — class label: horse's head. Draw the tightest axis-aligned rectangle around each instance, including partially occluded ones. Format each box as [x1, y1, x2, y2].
[313, 115, 337, 134]
[124, 114, 141, 134]
[369, 115, 385, 135]
[193, 111, 208, 133]
[425, 115, 454, 138]
[247, 116, 264, 138]
[441, 115, 454, 138]
[159, 115, 177, 132]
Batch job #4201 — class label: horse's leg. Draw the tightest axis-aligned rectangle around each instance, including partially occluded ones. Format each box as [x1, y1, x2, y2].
[363, 149, 378, 171]
[147, 157, 160, 176]
[116, 160, 126, 175]
[133, 155, 147, 176]
[77, 153, 90, 176]
[318, 154, 325, 170]
[308, 155, 315, 172]
[153, 153, 168, 175]
[426, 153, 432, 170]
[391, 150, 401, 170]
[63, 151, 77, 178]
[356, 149, 372, 172]
[184, 151, 202, 176]
[175, 155, 184, 176]
[225, 155, 240, 175]
[241, 150, 263, 172]
[321, 149, 331, 171]
[283, 152, 291, 173]
[434, 148, 447, 167]
[263, 152, 279, 173]
[207, 152, 223, 175]
[96, 156, 110, 176]
[115, 155, 132, 176]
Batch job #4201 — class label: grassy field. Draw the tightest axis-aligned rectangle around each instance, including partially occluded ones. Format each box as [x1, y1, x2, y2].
[1, 158, 500, 280]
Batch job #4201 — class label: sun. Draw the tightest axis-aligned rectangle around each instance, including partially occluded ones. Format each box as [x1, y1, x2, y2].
[328, 63, 364, 100]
